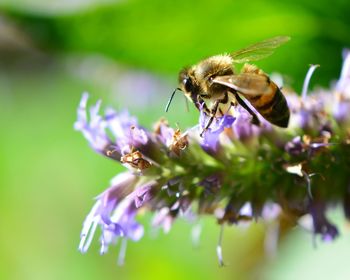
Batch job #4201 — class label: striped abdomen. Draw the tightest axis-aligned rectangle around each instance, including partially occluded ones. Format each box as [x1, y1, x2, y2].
[212, 72, 290, 128]
[244, 81, 290, 128]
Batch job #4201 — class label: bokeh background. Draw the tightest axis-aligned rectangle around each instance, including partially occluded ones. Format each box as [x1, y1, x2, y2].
[1, 0, 350, 279]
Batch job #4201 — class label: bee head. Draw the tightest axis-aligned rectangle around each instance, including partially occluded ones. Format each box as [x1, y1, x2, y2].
[178, 68, 202, 108]
[178, 68, 195, 95]
[165, 68, 198, 113]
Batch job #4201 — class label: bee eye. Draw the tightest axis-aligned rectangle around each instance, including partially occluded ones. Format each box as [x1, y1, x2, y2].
[183, 78, 193, 92]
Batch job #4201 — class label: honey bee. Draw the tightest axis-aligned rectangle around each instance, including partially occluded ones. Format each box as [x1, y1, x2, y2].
[165, 36, 291, 136]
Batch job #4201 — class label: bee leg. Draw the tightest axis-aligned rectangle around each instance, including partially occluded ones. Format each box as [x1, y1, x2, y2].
[193, 95, 202, 110]
[196, 96, 211, 114]
[232, 91, 260, 126]
[200, 100, 220, 137]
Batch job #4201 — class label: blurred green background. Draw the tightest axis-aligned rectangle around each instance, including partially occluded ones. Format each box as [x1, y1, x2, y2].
[1, 0, 350, 279]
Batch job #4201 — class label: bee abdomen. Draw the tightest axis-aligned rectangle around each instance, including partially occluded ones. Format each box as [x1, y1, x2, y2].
[247, 86, 290, 128]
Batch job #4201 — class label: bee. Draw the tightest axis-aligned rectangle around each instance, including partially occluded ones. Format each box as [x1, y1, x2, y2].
[165, 36, 291, 136]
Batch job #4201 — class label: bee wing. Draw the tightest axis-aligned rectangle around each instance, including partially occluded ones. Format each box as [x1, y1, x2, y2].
[212, 74, 272, 96]
[230, 36, 290, 64]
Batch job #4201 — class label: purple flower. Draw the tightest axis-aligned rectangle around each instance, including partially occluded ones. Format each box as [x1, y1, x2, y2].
[152, 207, 174, 233]
[301, 65, 319, 100]
[333, 94, 350, 123]
[285, 136, 305, 156]
[154, 119, 188, 156]
[333, 50, 350, 122]
[285, 134, 331, 158]
[105, 108, 148, 154]
[79, 172, 157, 255]
[287, 93, 323, 131]
[336, 49, 350, 96]
[155, 120, 175, 147]
[286, 65, 329, 131]
[261, 203, 281, 221]
[74, 93, 110, 152]
[309, 201, 339, 242]
[199, 174, 221, 195]
[134, 181, 157, 208]
[200, 111, 235, 151]
[75, 93, 149, 157]
[79, 173, 136, 254]
[76, 50, 350, 265]
[231, 106, 271, 140]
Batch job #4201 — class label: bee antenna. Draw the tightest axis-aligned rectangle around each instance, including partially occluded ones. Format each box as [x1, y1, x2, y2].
[165, 88, 181, 112]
